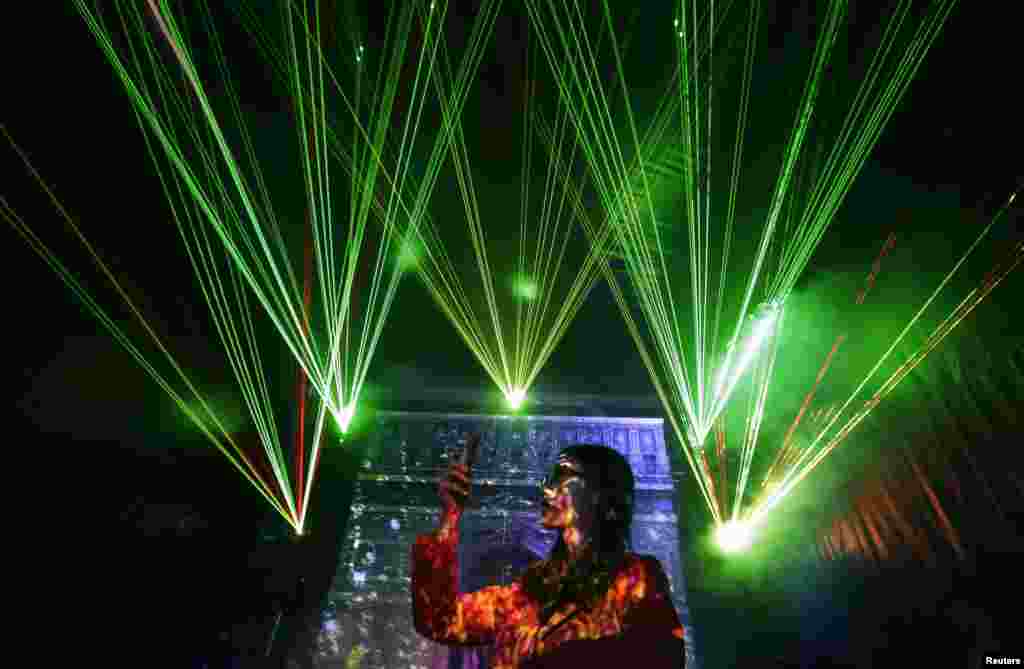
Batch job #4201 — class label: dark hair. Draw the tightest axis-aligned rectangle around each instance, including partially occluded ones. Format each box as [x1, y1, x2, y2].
[520, 444, 636, 614]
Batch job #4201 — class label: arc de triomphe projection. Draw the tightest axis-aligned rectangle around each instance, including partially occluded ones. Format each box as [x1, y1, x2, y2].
[315, 411, 698, 669]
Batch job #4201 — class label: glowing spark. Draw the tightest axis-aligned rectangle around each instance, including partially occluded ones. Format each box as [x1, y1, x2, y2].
[512, 274, 539, 301]
[333, 403, 356, 433]
[506, 387, 526, 410]
[716, 520, 753, 553]
[397, 237, 420, 271]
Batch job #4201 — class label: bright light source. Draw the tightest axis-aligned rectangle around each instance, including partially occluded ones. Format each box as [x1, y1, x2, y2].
[512, 275, 538, 301]
[716, 520, 753, 553]
[397, 237, 420, 271]
[506, 387, 526, 410]
[333, 403, 355, 433]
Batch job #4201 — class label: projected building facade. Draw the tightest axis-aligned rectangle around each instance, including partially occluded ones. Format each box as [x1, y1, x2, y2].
[315, 411, 697, 668]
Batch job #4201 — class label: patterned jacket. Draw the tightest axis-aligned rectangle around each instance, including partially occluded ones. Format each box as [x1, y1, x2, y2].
[411, 522, 686, 668]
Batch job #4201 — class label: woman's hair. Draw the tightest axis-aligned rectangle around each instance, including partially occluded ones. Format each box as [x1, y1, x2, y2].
[520, 444, 636, 613]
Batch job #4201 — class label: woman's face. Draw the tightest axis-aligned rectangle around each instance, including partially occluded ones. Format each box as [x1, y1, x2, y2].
[540, 455, 597, 537]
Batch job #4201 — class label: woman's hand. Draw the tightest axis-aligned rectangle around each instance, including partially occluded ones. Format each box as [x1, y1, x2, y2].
[439, 461, 472, 515]
[439, 433, 479, 515]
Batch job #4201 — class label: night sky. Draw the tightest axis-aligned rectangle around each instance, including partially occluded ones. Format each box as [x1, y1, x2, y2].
[3, 1, 1021, 665]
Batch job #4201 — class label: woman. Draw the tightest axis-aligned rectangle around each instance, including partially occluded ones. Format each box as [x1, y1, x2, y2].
[411, 436, 686, 668]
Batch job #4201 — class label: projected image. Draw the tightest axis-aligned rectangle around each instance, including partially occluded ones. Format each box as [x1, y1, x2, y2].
[314, 413, 694, 669]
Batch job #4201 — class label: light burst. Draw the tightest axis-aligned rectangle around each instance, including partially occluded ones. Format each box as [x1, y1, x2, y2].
[332, 402, 356, 435]
[716, 520, 754, 554]
[505, 387, 527, 411]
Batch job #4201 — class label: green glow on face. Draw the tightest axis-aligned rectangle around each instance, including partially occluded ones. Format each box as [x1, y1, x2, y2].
[333, 403, 356, 434]
[505, 387, 526, 410]
[716, 520, 754, 553]
[512, 275, 539, 301]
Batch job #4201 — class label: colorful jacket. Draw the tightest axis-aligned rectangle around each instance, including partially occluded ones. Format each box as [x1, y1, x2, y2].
[411, 521, 686, 668]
